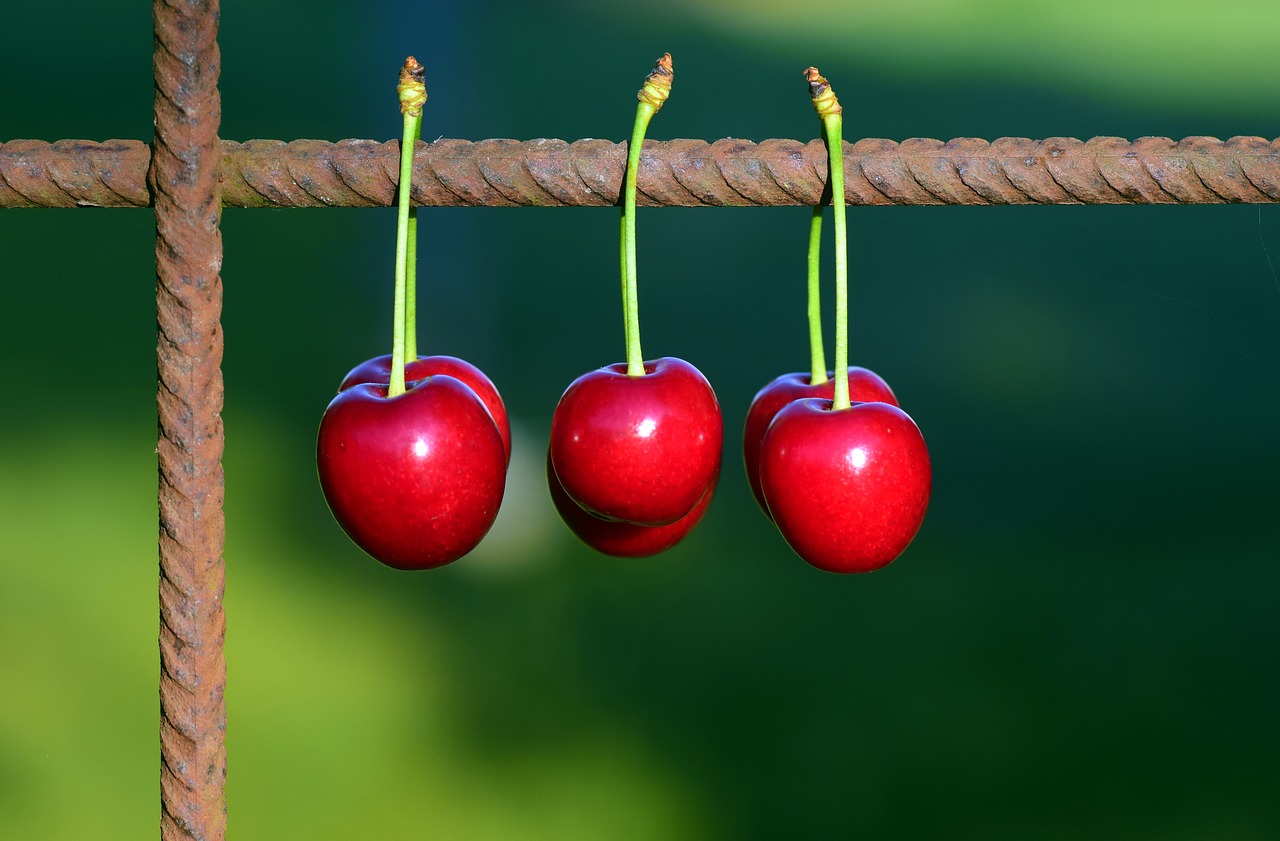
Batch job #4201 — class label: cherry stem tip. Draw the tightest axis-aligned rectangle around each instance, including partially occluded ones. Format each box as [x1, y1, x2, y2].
[805, 66, 842, 119]
[398, 56, 427, 117]
[637, 53, 673, 111]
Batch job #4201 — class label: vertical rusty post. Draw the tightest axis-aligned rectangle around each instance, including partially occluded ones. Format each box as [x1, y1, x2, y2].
[151, 0, 226, 839]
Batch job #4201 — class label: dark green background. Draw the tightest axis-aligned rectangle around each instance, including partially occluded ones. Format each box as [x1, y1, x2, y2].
[2, 1, 1278, 838]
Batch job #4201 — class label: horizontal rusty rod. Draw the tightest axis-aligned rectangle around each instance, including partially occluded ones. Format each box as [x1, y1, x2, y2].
[2, 135, 1279, 208]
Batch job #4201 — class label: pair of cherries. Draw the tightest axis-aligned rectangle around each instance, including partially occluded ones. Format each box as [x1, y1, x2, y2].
[547, 358, 721, 557]
[544, 55, 720, 558]
[736, 67, 930, 575]
[742, 367, 931, 574]
[316, 354, 510, 570]
[316, 58, 512, 571]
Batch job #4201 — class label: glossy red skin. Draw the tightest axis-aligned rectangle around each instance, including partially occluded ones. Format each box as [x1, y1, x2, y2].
[316, 376, 507, 570]
[759, 399, 930, 574]
[550, 357, 722, 526]
[547, 450, 716, 557]
[338, 354, 511, 464]
[743, 368, 898, 519]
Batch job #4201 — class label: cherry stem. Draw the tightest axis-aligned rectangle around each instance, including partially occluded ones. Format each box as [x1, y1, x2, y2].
[618, 211, 630, 358]
[808, 67, 848, 410]
[807, 205, 828, 385]
[405, 116, 421, 361]
[390, 57, 426, 398]
[622, 53, 672, 377]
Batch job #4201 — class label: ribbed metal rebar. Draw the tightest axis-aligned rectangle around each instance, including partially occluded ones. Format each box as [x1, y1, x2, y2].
[3, 135, 1279, 208]
[152, 0, 226, 839]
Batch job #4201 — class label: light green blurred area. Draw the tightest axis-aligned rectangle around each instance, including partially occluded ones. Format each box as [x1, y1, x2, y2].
[0, 419, 709, 839]
[654, 0, 1280, 112]
[2, 1, 1279, 839]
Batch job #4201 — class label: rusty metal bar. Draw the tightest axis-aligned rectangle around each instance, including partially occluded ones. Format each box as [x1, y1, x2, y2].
[152, 0, 226, 839]
[3, 135, 1279, 208]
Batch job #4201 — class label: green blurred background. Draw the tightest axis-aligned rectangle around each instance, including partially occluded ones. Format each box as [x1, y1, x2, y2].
[3, 1, 1279, 838]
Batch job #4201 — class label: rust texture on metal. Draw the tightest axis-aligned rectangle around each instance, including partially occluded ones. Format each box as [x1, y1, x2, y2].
[152, 0, 227, 839]
[3, 135, 1280, 208]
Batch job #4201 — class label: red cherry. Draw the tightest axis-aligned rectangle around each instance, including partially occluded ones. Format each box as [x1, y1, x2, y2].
[759, 398, 930, 574]
[743, 367, 898, 519]
[316, 375, 507, 570]
[549, 357, 722, 526]
[338, 354, 511, 464]
[546, 450, 716, 557]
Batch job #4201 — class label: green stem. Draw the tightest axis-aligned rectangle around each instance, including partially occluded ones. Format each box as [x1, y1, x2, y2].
[622, 101, 656, 376]
[619, 211, 631, 360]
[617, 54, 672, 377]
[390, 58, 426, 397]
[807, 66, 849, 411]
[807, 205, 828, 385]
[824, 112, 849, 410]
[389, 109, 417, 397]
[405, 116, 421, 361]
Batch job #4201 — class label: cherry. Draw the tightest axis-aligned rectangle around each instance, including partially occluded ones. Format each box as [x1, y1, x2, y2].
[743, 367, 897, 518]
[759, 398, 930, 574]
[548, 55, 720, 537]
[317, 376, 507, 570]
[550, 357, 721, 526]
[749, 68, 931, 572]
[339, 353, 510, 464]
[316, 58, 509, 570]
[547, 450, 716, 557]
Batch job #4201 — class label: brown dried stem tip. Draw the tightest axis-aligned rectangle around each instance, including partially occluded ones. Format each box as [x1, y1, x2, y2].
[805, 67, 842, 119]
[398, 56, 427, 118]
[638, 53, 673, 112]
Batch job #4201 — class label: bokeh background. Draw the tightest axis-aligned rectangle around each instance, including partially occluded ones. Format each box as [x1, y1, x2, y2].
[3, 1, 1279, 838]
